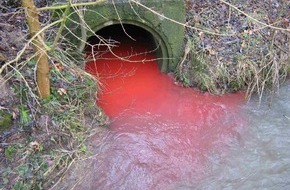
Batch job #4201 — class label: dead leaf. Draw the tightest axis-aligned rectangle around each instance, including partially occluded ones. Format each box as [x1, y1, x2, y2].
[208, 48, 217, 55]
[12, 112, 17, 120]
[205, 45, 217, 55]
[198, 31, 204, 41]
[241, 40, 246, 48]
[214, 27, 220, 33]
[0, 53, 7, 62]
[57, 88, 67, 95]
[61, 104, 70, 110]
[54, 62, 64, 72]
[29, 141, 40, 151]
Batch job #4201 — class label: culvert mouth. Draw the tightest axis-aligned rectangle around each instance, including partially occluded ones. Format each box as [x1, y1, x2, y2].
[86, 23, 168, 71]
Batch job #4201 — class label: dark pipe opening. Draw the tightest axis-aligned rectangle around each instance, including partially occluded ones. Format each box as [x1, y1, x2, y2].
[86, 24, 163, 69]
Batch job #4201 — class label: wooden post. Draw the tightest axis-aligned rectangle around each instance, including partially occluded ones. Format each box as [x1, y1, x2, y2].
[22, 0, 50, 98]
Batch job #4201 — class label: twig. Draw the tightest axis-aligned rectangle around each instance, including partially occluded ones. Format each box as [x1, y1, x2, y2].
[77, 6, 87, 52]
[9, 64, 40, 105]
[129, 0, 236, 37]
[112, 0, 136, 41]
[37, 0, 106, 11]
[50, 2, 71, 52]
[219, 0, 290, 32]
[0, 19, 62, 74]
[178, 40, 191, 73]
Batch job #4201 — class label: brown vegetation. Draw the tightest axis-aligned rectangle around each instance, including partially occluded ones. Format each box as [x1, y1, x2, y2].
[179, 0, 290, 99]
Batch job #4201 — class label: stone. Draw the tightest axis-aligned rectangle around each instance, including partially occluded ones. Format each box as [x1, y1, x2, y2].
[64, 0, 185, 72]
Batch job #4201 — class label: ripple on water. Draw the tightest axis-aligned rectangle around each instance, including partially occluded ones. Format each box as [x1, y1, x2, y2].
[55, 38, 290, 189]
[190, 81, 290, 190]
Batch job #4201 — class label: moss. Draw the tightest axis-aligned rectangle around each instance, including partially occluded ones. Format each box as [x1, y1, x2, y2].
[0, 110, 12, 132]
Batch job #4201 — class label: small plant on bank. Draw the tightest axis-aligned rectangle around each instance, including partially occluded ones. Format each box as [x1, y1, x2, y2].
[0, 0, 113, 187]
[181, 0, 290, 99]
[1, 51, 108, 189]
[0, 4, 109, 186]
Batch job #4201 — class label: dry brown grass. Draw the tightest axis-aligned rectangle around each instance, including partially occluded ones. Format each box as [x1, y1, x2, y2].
[179, 0, 290, 100]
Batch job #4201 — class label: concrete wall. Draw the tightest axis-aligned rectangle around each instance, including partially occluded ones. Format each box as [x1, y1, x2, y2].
[65, 0, 185, 72]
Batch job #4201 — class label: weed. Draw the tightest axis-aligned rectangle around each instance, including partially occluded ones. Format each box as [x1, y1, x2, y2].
[4, 145, 17, 160]
[20, 107, 31, 126]
[0, 35, 106, 190]
[183, 0, 290, 98]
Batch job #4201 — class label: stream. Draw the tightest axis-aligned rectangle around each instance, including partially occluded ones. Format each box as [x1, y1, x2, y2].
[56, 35, 290, 190]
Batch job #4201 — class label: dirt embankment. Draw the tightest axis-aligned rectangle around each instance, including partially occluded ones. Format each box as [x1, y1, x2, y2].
[180, 0, 290, 95]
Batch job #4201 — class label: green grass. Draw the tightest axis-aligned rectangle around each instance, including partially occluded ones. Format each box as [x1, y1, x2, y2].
[0, 44, 108, 189]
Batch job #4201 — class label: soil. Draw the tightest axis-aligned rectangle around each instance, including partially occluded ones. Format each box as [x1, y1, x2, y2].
[0, 1, 31, 132]
[0, 0, 55, 126]
[0, 0, 53, 64]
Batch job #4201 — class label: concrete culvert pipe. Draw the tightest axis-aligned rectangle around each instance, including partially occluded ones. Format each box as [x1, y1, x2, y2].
[64, 0, 185, 72]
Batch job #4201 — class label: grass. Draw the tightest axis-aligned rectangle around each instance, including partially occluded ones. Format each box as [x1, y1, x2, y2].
[0, 2, 111, 188]
[180, 0, 290, 99]
[0, 42, 108, 189]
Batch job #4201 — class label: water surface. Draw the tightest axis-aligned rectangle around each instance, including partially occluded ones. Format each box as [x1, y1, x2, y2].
[56, 38, 290, 190]
[85, 40, 247, 189]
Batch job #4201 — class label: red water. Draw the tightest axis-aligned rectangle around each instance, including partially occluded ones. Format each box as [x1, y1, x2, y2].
[85, 40, 246, 189]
